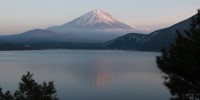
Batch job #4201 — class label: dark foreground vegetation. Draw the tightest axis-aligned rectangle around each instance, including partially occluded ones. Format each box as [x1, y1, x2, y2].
[0, 72, 58, 100]
[157, 10, 200, 100]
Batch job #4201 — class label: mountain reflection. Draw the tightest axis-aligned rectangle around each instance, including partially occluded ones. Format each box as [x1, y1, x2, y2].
[95, 69, 112, 88]
[163, 75, 200, 100]
[66, 58, 116, 89]
[65, 57, 140, 89]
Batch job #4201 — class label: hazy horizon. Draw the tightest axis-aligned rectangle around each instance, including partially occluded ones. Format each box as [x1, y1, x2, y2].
[0, 0, 199, 35]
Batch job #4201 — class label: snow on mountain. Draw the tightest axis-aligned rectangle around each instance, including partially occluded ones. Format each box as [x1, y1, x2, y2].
[47, 9, 134, 34]
[68, 9, 119, 25]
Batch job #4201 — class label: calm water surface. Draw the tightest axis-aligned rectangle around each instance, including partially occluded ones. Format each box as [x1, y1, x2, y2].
[0, 50, 170, 100]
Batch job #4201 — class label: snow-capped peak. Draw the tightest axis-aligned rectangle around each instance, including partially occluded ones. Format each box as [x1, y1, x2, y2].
[66, 9, 126, 26]
[47, 9, 134, 34]
[81, 9, 119, 24]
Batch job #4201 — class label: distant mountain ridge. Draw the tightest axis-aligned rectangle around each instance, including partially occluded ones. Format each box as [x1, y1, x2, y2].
[105, 14, 196, 51]
[0, 10, 196, 51]
[0, 29, 67, 43]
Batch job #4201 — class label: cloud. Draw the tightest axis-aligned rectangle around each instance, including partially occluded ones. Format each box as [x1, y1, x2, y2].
[102, 28, 134, 33]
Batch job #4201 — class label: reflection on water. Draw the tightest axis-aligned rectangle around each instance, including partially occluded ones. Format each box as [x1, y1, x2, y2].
[0, 50, 171, 100]
[95, 69, 112, 88]
[163, 75, 200, 100]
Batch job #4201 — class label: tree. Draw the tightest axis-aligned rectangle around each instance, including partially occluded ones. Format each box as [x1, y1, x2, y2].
[0, 88, 13, 100]
[0, 72, 59, 100]
[163, 75, 200, 100]
[156, 10, 200, 82]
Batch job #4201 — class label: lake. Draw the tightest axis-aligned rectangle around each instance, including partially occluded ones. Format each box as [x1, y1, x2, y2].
[0, 50, 170, 100]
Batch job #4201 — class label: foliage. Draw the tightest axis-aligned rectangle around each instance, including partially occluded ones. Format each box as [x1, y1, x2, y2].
[163, 75, 200, 100]
[0, 72, 59, 100]
[156, 10, 200, 82]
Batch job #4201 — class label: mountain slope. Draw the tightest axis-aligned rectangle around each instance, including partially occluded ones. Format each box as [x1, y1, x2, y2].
[104, 14, 196, 51]
[0, 29, 67, 43]
[139, 14, 195, 51]
[0, 29, 106, 43]
[104, 33, 147, 49]
[48, 9, 133, 33]
[47, 9, 134, 42]
[0, 29, 105, 50]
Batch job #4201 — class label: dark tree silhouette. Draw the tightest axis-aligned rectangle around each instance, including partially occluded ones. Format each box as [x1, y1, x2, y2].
[163, 75, 200, 100]
[0, 72, 59, 100]
[156, 10, 200, 82]
[0, 88, 13, 100]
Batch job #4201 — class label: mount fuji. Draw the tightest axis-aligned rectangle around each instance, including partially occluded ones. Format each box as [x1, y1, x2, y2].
[47, 9, 134, 42]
